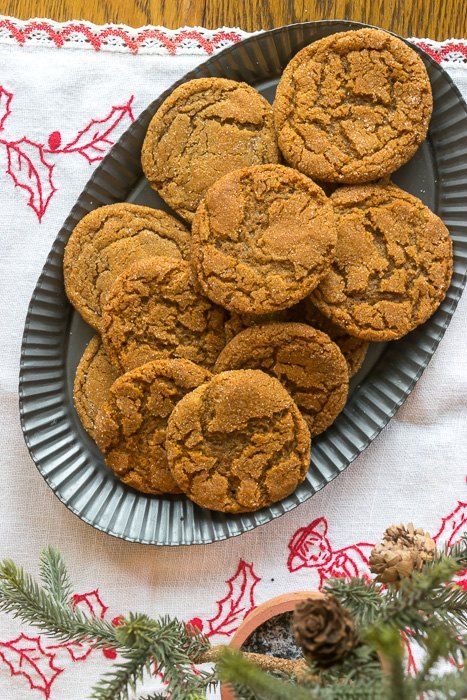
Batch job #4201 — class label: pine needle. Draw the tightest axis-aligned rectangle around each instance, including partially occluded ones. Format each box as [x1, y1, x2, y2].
[39, 546, 72, 605]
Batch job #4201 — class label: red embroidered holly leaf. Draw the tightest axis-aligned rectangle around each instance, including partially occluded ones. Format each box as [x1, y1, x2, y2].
[50, 95, 135, 163]
[206, 560, 261, 638]
[0, 86, 13, 130]
[47, 639, 92, 663]
[47, 589, 109, 662]
[4, 138, 56, 221]
[72, 589, 108, 619]
[0, 634, 63, 699]
[433, 501, 467, 548]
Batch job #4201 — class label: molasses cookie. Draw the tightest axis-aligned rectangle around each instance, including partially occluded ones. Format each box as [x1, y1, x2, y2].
[95, 359, 212, 494]
[214, 323, 349, 436]
[73, 336, 118, 440]
[64, 203, 190, 330]
[292, 299, 369, 377]
[274, 28, 432, 183]
[191, 164, 336, 315]
[142, 78, 279, 222]
[101, 257, 227, 372]
[224, 310, 292, 343]
[166, 369, 311, 513]
[311, 183, 453, 341]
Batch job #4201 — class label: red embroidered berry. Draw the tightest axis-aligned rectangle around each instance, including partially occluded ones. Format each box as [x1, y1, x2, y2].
[102, 647, 117, 660]
[112, 615, 125, 627]
[186, 617, 203, 635]
[48, 130, 61, 151]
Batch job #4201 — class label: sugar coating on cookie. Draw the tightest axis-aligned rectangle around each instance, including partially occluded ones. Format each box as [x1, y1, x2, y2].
[274, 28, 432, 183]
[94, 359, 212, 495]
[214, 323, 349, 436]
[166, 369, 311, 513]
[64, 203, 191, 331]
[191, 164, 337, 315]
[311, 183, 453, 341]
[142, 77, 279, 222]
[101, 257, 228, 372]
[224, 309, 292, 343]
[291, 298, 369, 377]
[73, 336, 119, 440]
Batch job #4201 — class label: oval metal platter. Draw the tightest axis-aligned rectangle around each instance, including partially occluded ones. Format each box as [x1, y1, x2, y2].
[19, 20, 467, 545]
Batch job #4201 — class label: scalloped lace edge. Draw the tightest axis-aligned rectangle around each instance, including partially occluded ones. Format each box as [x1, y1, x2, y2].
[0, 16, 465, 63]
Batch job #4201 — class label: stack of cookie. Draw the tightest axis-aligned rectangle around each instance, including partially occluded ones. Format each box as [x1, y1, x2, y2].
[64, 28, 453, 514]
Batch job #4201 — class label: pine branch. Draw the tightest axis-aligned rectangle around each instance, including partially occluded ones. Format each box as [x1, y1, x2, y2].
[363, 625, 407, 700]
[324, 578, 384, 628]
[343, 552, 466, 658]
[39, 546, 72, 605]
[407, 667, 467, 699]
[316, 687, 385, 699]
[218, 648, 387, 700]
[92, 616, 212, 700]
[2, 544, 467, 700]
[435, 534, 467, 569]
[307, 643, 382, 684]
[380, 557, 467, 649]
[0, 557, 116, 647]
[91, 648, 151, 700]
[415, 629, 451, 691]
[217, 648, 314, 700]
[138, 695, 209, 700]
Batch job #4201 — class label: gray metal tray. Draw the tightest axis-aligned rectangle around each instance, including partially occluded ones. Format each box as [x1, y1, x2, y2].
[19, 20, 467, 545]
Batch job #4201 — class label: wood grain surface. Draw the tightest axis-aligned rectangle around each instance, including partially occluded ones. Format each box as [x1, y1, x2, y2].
[4, 0, 467, 40]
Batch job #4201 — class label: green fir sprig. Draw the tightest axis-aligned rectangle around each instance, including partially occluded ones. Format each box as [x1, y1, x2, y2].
[0, 534, 466, 698]
[0, 548, 213, 699]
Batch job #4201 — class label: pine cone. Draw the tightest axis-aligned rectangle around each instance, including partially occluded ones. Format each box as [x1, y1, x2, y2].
[292, 595, 358, 668]
[369, 523, 436, 586]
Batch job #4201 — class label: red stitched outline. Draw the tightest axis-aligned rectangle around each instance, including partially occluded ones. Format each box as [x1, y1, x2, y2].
[0, 634, 63, 699]
[433, 501, 467, 547]
[0, 19, 246, 54]
[0, 86, 13, 130]
[206, 559, 261, 638]
[71, 589, 108, 619]
[287, 516, 374, 586]
[0, 89, 134, 220]
[400, 630, 418, 675]
[44, 95, 135, 163]
[1, 137, 56, 222]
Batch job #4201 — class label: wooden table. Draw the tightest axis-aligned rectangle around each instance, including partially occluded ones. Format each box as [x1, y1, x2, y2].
[4, 0, 467, 41]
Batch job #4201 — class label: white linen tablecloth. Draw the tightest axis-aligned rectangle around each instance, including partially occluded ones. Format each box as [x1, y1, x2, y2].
[0, 16, 466, 699]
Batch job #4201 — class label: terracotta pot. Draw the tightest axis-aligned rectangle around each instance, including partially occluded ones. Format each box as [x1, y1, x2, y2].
[220, 590, 324, 700]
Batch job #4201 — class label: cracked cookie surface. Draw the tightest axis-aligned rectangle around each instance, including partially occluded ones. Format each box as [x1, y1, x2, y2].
[191, 164, 337, 315]
[94, 359, 211, 494]
[64, 203, 190, 331]
[166, 369, 311, 513]
[224, 309, 292, 343]
[214, 323, 349, 436]
[102, 257, 228, 372]
[73, 336, 119, 440]
[274, 28, 432, 183]
[291, 298, 369, 377]
[311, 183, 453, 341]
[142, 77, 279, 222]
